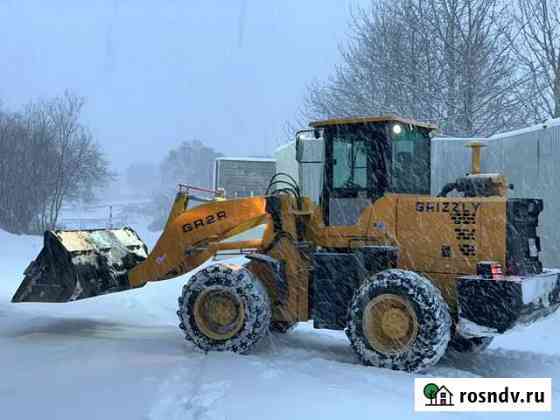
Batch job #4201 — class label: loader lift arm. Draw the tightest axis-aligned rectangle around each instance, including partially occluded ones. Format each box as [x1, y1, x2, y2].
[128, 191, 272, 287]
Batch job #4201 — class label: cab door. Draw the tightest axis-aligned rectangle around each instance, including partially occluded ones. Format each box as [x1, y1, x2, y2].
[323, 126, 388, 226]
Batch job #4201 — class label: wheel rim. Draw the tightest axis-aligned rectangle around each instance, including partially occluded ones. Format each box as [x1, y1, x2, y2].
[363, 294, 418, 354]
[193, 288, 245, 341]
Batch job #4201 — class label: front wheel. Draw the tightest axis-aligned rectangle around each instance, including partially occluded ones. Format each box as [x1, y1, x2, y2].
[346, 269, 451, 372]
[177, 263, 271, 354]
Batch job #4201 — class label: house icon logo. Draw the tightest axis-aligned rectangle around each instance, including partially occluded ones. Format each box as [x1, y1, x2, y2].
[423, 383, 454, 407]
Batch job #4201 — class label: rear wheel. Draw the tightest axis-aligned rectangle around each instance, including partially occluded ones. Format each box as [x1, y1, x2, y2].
[177, 263, 271, 354]
[346, 269, 451, 372]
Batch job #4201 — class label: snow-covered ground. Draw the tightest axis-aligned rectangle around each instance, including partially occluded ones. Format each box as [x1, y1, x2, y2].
[1, 218, 559, 419]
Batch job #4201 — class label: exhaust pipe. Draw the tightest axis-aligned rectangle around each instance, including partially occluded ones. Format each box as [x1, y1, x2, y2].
[12, 228, 148, 303]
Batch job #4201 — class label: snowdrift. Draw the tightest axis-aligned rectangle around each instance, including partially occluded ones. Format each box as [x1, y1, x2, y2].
[1, 227, 559, 419]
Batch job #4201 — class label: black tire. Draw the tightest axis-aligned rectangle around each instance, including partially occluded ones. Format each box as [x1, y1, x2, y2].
[448, 334, 493, 353]
[177, 263, 271, 354]
[346, 269, 451, 372]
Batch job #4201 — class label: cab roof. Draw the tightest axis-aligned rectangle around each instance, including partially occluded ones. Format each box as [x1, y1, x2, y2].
[309, 115, 437, 131]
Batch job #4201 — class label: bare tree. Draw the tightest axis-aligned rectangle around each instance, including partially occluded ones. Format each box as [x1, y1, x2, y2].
[303, 0, 526, 137]
[0, 92, 112, 234]
[148, 140, 222, 231]
[159, 139, 221, 189]
[514, 0, 560, 119]
[38, 92, 112, 230]
[429, 0, 525, 134]
[0, 111, 35, 233]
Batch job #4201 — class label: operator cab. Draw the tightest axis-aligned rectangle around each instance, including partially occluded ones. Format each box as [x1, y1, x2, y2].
[296, 115, 436, 226]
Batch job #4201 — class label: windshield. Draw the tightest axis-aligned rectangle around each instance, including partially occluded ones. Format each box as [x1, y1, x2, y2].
[326, 123, 430, 197]
[389, 124, 431, 195]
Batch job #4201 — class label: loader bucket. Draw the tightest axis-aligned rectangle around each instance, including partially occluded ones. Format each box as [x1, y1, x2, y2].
[12, 228, 148, 303]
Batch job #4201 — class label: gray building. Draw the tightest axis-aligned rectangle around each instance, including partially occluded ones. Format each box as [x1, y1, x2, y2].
[214, 157, 276, 198]
[431, 119, 560, 267]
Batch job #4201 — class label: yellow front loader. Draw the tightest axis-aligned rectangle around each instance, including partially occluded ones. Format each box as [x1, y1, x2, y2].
[13, 116, 560, 372]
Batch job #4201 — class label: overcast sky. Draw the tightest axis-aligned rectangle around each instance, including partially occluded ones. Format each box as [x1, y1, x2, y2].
[0, 0, 368, 171]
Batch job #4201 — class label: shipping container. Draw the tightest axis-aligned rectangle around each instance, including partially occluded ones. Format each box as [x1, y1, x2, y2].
[214, 157, 276, 198]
